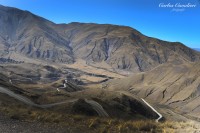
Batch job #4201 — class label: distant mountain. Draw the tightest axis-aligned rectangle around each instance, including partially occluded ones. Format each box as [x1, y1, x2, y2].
[0, 5, 200, 72]
[193, 48, 200, 52]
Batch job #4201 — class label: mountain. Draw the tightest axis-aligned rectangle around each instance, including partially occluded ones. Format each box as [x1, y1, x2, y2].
[0, 5, 200, 73]
[193, 48, 200, 52]
[1, 4, 200, 131]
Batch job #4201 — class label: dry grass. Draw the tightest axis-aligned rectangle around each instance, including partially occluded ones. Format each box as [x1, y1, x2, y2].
[1, 103, 199, 133]
[80, 75, 106, 82]
[64, 59, 125, 79]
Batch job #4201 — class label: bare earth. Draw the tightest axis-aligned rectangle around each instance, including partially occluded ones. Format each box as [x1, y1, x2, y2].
[0, 114, 68, 133]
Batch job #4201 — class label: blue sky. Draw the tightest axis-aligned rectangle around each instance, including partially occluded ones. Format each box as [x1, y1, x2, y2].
[0, 0, 199, 48]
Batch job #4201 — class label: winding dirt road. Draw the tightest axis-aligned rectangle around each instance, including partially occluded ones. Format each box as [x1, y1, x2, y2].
[0, 86, 77, 108]
[85, 99, 109, 117]
[0, 86, 109, 117]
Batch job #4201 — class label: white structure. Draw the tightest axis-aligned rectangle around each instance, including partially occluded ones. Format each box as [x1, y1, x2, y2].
[9, 79, 12, 84]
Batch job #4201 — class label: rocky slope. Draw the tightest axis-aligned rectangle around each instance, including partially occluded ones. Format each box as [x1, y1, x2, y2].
[0, 5, 200, 73]
[0, 5, 74, 63]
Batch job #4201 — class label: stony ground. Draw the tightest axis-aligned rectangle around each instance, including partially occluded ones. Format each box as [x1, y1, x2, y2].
[0, 113, 69, 133]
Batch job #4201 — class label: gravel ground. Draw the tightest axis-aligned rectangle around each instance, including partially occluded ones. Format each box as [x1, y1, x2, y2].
[0, 114, 69, 133]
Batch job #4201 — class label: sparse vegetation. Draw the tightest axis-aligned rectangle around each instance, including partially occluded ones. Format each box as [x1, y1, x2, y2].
[0, 102, 199, 133]
[1, 84, 200, 132]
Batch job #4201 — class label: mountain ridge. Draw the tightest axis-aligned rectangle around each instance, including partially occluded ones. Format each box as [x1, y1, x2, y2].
[193, 48, 200, 52]
[0, 5, 200, 73]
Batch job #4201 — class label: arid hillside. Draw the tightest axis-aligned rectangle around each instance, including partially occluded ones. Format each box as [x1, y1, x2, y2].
[105, 62, 200, 120]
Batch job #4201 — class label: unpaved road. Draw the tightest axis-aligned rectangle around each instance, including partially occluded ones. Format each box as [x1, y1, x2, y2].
[85, 99, 109, 117]
[141, 98, 162, 122]
[0, 86, 77, 108]
[0, 85, 110, 133]
[0, 86, 109, 117]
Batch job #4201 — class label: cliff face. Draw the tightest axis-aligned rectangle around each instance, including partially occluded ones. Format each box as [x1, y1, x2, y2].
[0, 5, 200, 72]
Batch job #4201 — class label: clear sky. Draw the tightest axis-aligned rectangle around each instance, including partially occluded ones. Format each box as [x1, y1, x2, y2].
[0, 0, 199, 48]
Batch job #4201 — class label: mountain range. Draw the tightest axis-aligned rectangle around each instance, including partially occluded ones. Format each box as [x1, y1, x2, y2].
[0, 5, 200, 73]
[193, 48, 200, 52]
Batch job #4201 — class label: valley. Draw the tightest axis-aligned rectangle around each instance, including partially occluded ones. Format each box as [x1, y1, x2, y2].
[0, 4, 200, 133]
